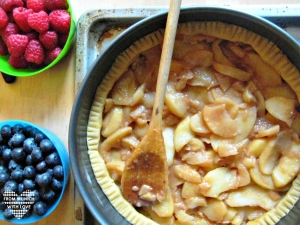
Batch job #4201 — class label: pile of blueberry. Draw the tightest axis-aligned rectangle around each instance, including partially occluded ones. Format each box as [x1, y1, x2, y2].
[0, 123, 64, 220]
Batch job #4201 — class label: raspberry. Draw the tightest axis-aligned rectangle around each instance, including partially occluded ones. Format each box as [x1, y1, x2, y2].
[0, 7, 9, 29]
[8, 55, 29, 68]
[39, 30, 57, 50]
[1, 22, 20, 43]
[6, 34, 29, 57]
[0, 37, 8, 55]
[45, 0, 68, 11]
[24, 39, 44, 64]
[27, 11, 49, 33]
[12, 7, 33, 32]
[44, 46, 61, 65]
[0, 0, 24, 11]
[49, 10, 70, 33]
[24, 31, 38, 41]
[26, 0, 46, 12]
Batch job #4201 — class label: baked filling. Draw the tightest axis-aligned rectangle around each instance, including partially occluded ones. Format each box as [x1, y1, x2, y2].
[87, 21, 300, 225]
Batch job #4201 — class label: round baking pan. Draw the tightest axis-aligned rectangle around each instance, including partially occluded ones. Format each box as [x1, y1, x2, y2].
[69, 7, 300, 225]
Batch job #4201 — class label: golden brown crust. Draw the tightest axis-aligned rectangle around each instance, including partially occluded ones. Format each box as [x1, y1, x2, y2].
[87, 21, 300, 225]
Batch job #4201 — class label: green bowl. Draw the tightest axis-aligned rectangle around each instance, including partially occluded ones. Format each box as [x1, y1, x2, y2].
[0, 0, 76, 77]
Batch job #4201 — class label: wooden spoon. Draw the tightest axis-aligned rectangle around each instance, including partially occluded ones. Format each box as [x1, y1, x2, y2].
[121, 0, 182, 207]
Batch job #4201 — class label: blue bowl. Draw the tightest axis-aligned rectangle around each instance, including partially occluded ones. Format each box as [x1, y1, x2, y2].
[0, 120, 70, 224]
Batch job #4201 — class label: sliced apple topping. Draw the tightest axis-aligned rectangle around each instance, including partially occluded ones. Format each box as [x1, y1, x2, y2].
[272, 141, 300, 188]
[182, 149, 216, 168]
[212, 39, 235, 66]
[201, 198, 227, 222]
[226, 185, 280, 211]
[190, 111, 210, 134]
[99, 127, 132, 162]
[182, 182, 207, 209]
[265, 96, 296, 126]
[162, 127, 175, 166]
[111, 70, 138, 105]
[244, 52, 282, 88]
[152, 187, 174, 217]
[173, 164, 202, 183]
[259, 130, 293, 175]
[237, 164, 250, 187]
[250, 161, 276, 190]
[200, 167, 238, 198]
[212, 61, 253, 81]
[174, 117, 194, 152]
[247, 138, 268, 158]
[183, 49, 214, 67]
[187, 67, 218, 88]
[101, 107, 124, 138]
[165, 84, 189, 118]
[202, 103, 237, 138]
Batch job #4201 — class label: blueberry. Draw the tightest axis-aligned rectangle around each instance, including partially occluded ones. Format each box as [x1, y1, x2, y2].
[0, 145, 5, 157]
[2, 148, 12, 162]
[51, 178, 63, 192]
[18, 183, 24, 194]
[33, 201, 47, 216]
[23, 137, 37, 154]
[0, 172, 9, 187]
[7, 138, 13, 148]
[45, 152, 61, 168]
[37, 172, 52, 188]
[4, 180, 18, 192]
[0, 165, 8, 174]
[32, 189, 40, 203]
[23, 125, 34, 137]
[8, 159, 22, 171]
[29, 128, 39, 138]
[11, 124, 24, 134]
[34, 132, 46, 144]
[3, 207, 14, 219]
[40, 139, 54, 154]
[25, 154, 33, 165]
[0, 187, 4, 195]
[0, 201, 6, 211]
[11, 169, 24, 182]
[0, 159, 5, 166]
[53, 165, 63, 180]
[24, 165, 36, 179]
[11, 133, 26, 147]
[40, 187, 56, 204]
[46, 168, 53, 177]
[36, 161, 48, 173]
[12, 147, 26, 162]
[35, 174, 42, 185]
[1, 125, 12, 140]
[0, 134, 3, 145]
[31, 147, 43, 163]
[23, 179, 35, 190]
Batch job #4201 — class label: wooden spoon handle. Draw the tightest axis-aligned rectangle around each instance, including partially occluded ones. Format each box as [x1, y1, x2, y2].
[151, 0, 182, 126]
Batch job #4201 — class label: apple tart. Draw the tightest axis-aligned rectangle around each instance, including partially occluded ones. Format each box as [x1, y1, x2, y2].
[87, 21, 300, 225]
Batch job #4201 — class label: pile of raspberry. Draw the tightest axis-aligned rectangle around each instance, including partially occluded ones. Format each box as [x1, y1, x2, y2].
[0, 0, 71, 69]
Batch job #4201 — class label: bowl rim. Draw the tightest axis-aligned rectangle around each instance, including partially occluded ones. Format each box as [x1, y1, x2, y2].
[0, 119, 70, 224]
[69, 6, 300, 225]
[0, 0, 76, 77]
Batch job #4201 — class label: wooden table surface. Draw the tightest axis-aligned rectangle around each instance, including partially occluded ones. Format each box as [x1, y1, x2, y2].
[1, 0, 300, 224]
